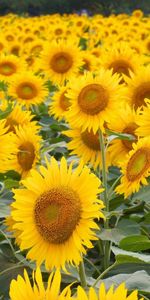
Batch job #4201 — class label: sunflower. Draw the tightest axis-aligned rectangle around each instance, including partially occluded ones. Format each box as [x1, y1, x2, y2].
[125, 65, 150, 110]
[9, 268, 71, 300]
[76, 283, 142, 300]
[28, 39, 44, 57]
[0, 119, 17, 173]
[0, 54, 27, 83]
[107, 104, 139, 166]
[8, 72, 49, 107]
[79, 50, 98, 75]
[4, 215, 21, 246]
[66, 70, 125, 133]
[116, 137, 150, 198]
[11, 156, 104, 269]
[0, 35, 8, 53]
[9, 124, 41, 178]
[63, 127, 111, 170]
[49, 85, 71, 121]
[5, 104, 40, 133]
[136, 103, 150, 137]
[8, 41, 22, 56]
[101, 42, 141, 82]
[0, 91, 8, 111]
[39, 39, 83, 84]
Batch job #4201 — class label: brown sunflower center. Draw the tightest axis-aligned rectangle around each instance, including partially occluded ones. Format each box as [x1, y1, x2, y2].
[5, 117, 19, 133]
[81, 129, 100, 151]
[146, 41, 150, 52]
[34, 186, 81, 244]
[0, 43, 4, 51]
[132, 82, 150, 109]
[16, 82, 38, 100]
[78, 83, 108, 115]
[50, 52, 73, 74]
[0, 62, 16, 76]
[11, 46, 20, 56]
[83, 59, 91, 71]
[127, 148, 150, 181]
[17, 142, 35, 171]
[109, 59, 133, 77]
[55, 28, 63, 35]
[60, 91, 70, 111]
[122, 122, 138, 150]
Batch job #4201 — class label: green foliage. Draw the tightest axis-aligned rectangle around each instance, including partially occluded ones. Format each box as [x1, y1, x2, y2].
[0, 0, 149, 15]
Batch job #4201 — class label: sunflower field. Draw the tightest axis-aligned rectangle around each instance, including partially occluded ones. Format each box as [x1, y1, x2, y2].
[0, 9, 150, 300]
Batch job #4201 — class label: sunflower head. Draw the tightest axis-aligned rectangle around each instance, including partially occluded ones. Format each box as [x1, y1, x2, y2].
[11, 156, 104, 269]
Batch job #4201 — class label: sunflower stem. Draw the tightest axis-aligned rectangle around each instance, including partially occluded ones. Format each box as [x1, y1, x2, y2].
[78, 260, 87, 289]
[99, 130, 110, 269]
[92, 261, 117, 287]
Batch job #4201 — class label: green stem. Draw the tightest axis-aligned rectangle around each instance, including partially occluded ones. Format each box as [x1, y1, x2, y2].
[92, 262, 117, 288]
[78, 260, 87, 289]
[99, 130, 110, 269]
[99, 130, 109, 219]
[108, 175, 122, 198]
[139, 294, 150, 300]
[0, 259, 26, 276]
[84, 257, 101, 275]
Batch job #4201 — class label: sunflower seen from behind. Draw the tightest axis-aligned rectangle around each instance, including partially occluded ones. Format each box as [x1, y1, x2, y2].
[9, 268, 71, 300]
[11, 156, 104, 269]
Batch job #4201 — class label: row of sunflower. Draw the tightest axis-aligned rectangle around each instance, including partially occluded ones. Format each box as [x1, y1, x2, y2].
[0, 9, 150, 299]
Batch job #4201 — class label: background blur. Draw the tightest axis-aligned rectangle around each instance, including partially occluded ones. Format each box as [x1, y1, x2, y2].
[0, 0, 150, 16]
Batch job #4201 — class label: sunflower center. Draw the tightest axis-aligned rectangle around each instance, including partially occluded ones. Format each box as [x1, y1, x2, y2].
[127, 148, 150, 181]
[81, 129, 100, 150]
[16, 83, 38, 100]
[109, 59, 133, 77]
[78, 84, 108, 115]
[11, 46, 20, 56]
[60, 91, 71, 111]
[34, 186, 81, 244]
[122, 122, 138, 150]
[0, 43, 4, 51]
[0, 62, 16, 76]
[5, 117, 19, 133]
[17, 142, 35, 171]
[132, 82, 150, 109]
[50, 52, 73, 74]
[83, 59, 90, 71]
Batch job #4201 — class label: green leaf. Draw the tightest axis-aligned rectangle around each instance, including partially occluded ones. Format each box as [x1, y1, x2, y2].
[132, 184, 150, 203]
[95, 270, 150, 294]
[4, 179, 19, 189]
[106, 129, 136, 142]
[112, 246, 150, 263]
[98, 219, 140, 244]
[119, 235, 150, 251]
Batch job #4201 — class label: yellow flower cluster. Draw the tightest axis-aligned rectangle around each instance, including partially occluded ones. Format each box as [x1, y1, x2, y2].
[0, 10, 148, 299]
